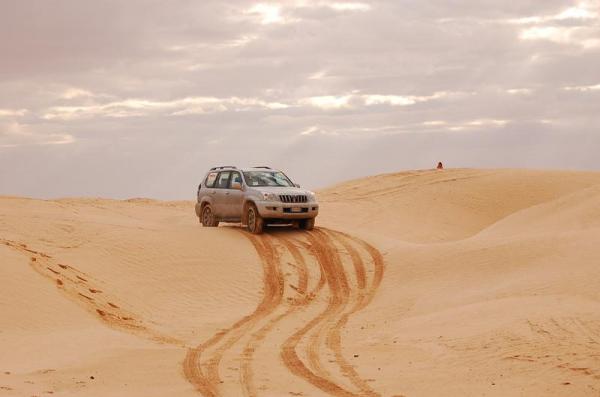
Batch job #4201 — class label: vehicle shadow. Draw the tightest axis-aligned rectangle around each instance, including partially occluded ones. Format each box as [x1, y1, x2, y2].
[220, 223, 310, 236]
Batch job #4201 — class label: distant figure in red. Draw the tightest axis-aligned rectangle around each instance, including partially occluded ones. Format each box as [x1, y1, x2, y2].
[437, 162, 444, 170]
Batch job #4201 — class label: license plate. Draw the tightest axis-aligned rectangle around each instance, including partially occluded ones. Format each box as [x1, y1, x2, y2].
[290, 207, 302, 213]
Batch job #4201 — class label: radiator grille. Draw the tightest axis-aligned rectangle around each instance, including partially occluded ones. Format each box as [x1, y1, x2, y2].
[279, 194, 307, 203]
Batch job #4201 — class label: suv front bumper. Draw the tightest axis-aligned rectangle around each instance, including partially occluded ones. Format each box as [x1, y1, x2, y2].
[255, 201, 319, 219]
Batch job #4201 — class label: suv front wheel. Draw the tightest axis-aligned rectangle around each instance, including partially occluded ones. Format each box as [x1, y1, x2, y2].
[246, 203, 264, 234]
[299, 218, 315, 231]
[201, 205, 219, 227]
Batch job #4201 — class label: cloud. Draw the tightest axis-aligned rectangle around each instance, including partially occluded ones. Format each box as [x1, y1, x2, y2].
[301, 95, 353, 109]
[328, 3, 371, 12]
[1, 0, 600, 198]
[0, 121, 74, 148]
[505, 88, 533, 95]
[246, 4, 287, 25]
[563, 83, 600, 91]
[0, 108, 28, 118]
[40, 89, 462, 120]
[42, 96, 290, 120]
[421, 119, 512, 131]
[301, 91, 460, 110]
[509, 3, 599, 24]
[363, 92, 451, 106]
[363, 95, 420, 106]
[554, 5, 598, 20]
[519, 26, 600, 48]
[244, 1, 371, 25]
[308, 70, 328, 80]
[295, 118, 515, 138]
[297, 124, 404, 137]
[512, 2, 600, 47]
[60, 88, 95, 100]
[422, 120, 448, 126]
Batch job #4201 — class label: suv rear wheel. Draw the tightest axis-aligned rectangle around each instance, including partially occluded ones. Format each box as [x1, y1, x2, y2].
[201, 205, 219, 227]
[299, 218, 315, 231]
[247, 204, 264, 234]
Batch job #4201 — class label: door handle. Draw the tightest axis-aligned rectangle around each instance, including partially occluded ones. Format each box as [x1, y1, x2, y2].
[225, 192, 230, 195]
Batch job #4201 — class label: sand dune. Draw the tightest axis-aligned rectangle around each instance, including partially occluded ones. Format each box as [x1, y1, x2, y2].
[1, 168, 600, 396]
[319, 168, 600, 396]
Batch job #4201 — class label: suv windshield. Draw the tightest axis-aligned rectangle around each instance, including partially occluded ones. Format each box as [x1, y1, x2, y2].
[243, 171, 294, 187]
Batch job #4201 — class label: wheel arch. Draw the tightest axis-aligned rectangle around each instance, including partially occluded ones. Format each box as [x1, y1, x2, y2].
[241, 199, 257, 225]
[196, 198, 213, 216]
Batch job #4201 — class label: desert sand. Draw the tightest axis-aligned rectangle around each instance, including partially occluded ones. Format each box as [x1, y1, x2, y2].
[1, 168, 600, 396]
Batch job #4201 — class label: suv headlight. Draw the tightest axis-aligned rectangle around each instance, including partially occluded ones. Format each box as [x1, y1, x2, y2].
[262, 192, 279, 201]
[307, 191, 316, 201]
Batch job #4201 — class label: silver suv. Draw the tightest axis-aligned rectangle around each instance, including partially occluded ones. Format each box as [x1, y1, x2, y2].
[195, 166, 319, 234]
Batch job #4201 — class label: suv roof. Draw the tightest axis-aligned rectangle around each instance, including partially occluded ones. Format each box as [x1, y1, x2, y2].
[208, 166, 279, 172]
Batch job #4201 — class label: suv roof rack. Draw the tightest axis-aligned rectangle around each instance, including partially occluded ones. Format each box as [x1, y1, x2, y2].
[210, 165, 237, 170]
[252, 166, 271, 169]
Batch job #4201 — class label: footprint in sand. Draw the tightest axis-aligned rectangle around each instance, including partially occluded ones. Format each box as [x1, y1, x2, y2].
[78, 293, 94, 301]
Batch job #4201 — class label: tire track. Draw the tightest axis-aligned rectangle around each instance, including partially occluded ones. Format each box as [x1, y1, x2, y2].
[280, 230, 357, 397]
[183, 234, 284, 397]
[324, 231, 384, 397]
[3, 225, 386, 396]
[239, 235, 326, 397]
[303, 230, 351, 388]
[183, 227, 386, 397]
[0, 238, 181, 346]
[280, 229, 384, 396]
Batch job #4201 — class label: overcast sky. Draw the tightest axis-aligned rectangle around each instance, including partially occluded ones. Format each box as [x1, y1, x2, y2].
[1, 0, 599, 199]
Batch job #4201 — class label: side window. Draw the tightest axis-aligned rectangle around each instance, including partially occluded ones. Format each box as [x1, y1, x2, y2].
[230, 172, 242, 187]
[215, 171, 231, 189]
[204, 172, 218, 188]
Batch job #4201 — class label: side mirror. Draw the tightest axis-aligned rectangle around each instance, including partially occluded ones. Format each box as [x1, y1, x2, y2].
[295, 183, 301, 188]
[231, 181, 242, 190]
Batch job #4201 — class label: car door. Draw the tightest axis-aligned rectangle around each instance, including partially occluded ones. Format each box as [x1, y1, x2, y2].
[212, 171, 231, 217]
[224, 171, 244, 219]
[201, 171, 219, 201]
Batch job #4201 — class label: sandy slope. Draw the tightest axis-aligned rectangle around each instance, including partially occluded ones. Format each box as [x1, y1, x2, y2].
[1, 168, 600, 396]
[318, 168, 600, 396]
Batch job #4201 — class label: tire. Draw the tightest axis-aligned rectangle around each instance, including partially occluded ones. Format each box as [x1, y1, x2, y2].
[246, 204, 264, 234]
[201, 205, 219, 227]
[299, 218, 315, 231]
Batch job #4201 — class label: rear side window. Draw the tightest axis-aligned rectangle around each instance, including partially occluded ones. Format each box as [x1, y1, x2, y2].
[230, 172, 242, 186]
[215, 172, 231, 188]
[204, 172, 218, 188]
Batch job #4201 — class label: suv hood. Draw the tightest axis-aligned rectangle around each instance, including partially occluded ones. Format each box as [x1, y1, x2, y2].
[251, 186, 312, 195]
